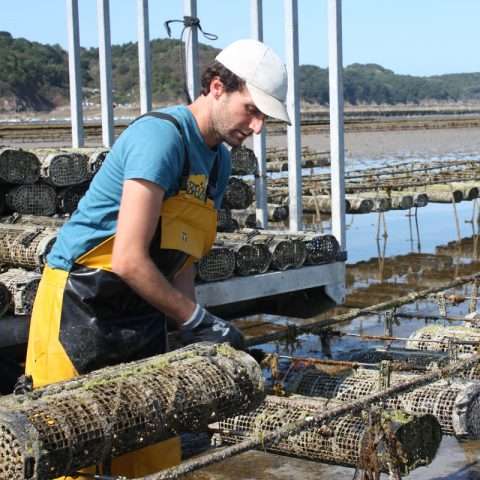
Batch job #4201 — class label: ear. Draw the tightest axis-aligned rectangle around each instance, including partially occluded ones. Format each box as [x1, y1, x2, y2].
[209, 76, 225, 99]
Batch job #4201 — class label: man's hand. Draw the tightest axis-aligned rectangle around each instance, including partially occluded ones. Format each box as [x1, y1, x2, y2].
[180, 304, 245, 350]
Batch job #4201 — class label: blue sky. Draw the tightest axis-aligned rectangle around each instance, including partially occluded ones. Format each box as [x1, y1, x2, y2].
[2, 0, 480, 76]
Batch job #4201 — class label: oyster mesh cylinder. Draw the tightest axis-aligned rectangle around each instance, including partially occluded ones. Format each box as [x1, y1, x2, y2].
[282, 367, 480, 438]
[6, 184, 57, 216]
[0, 343, 264, 480]
[304, 233, 340, 264]
[197, 246, 236, 282]
[56, 183, 88, 214]
[0, 269, 41, 315]
[222, 177, 254, 210]
[406, 325, 480, 356]
[39, 151, 89, 187]
[211, 395, 441, 475]
[0, 225, 57, 269]
[0, 148, 40, 184]
[230, 146, 257, 176]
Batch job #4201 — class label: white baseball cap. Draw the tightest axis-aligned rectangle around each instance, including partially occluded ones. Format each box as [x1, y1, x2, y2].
[216, 39, 290, 124]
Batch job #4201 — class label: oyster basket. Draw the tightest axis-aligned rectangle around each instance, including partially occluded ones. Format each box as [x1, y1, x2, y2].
[0, 343, 264, 480]
[0, 148, 40, 184]
[0, 225, 57, 269]
[222, 177, 254, 210]
[197, 246, 236, 282]
[282, 366, 480, 438]
[211, 395, 441, 474]
[0, 268, 41, 315]
[230, 145, 257, 176]
[39, 151, 89, 187]
[56, 183, 88, 214]
[6, 184, 56, 216]
[304, 233, 340, 264]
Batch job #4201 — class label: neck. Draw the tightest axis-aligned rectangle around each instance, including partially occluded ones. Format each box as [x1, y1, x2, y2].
[188, 96, 220, 148]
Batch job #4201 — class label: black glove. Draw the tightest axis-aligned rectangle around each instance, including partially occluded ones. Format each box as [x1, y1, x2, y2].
[180, 305, 245, 350]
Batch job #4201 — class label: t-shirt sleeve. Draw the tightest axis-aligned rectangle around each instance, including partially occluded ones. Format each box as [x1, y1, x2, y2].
[121, 118, 185, 193]
[213, 146, 232, 209]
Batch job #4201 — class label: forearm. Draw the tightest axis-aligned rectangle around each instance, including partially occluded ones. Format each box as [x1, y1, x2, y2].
[114, 253, 195, 327]
[172, 264, 196, 303]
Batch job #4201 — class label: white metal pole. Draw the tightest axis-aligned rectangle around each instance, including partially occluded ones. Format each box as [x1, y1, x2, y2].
[284, 0, 302, 232]
[250, 0, 268, 228]
[97, 0, 114, 147]
[328, 0, 346, 249]
[184, 0, 200, 102]
[137, 0, 152, 114]
[66, 0, 84, 147]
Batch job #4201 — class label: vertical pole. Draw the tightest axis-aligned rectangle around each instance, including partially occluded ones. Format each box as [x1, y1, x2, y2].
[137, 0, 152, 114]
[284, 0, 302, 232]
[251, 0, 268, 228]
[97, 0, 114, 147]
[328, 0, 346, 249]
[66, 0, 84, 147]
[184, 0, 200, 101]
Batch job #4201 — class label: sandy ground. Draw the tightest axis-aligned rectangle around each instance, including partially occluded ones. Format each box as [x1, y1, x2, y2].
[264, 126, 480, 161]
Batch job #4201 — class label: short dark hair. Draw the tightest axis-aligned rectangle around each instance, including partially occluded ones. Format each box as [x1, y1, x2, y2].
[200, 60, 246, 96]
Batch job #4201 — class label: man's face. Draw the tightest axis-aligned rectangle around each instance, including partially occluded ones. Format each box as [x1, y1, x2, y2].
[212, 86, 266, 148]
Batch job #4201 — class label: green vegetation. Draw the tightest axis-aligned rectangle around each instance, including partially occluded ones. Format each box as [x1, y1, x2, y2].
[1, 31, 479, 112]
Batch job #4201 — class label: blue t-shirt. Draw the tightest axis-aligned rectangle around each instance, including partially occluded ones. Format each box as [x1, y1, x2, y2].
[48, 105, 231, 271]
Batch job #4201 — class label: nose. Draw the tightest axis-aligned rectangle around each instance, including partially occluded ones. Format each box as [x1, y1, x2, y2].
[249, 114, 265, 135]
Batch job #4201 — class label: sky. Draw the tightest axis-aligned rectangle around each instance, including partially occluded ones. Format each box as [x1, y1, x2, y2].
[2, 0, 480, 77]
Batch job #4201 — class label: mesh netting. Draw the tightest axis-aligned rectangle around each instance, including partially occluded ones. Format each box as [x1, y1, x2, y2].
[406, 325, 480, 356]
[304, 233, 340, 264]
[56, 183, 88, 214]
[0, 148, 40, 184]
[268, 237, 307, 270]
[234, 242, 272, 275]
[212, 395, 441, 474]
[197, 246, 236, 282]
[0, 225, 57, 269]
[222, 177, 254, 210]
[217, 208, 238, 233]
[87, 148, 109, 176]
[230, 146, 257, 176]
[0, 343, 264, 480]
[6, 184, 56, 216]
[0, 214, 66, 228]
[0, 269, 41, 315]
[282, 366, 480, 438]
[40, 151, 89, 187]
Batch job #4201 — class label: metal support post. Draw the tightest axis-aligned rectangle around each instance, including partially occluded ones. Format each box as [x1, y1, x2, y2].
[97, 0, 114, 147]
[284, 0, 302, 232]
[66, 0, 84, 147]
[250, 0, 268, 228]
[328, 0, 346, 249]
[137, 0, 152, 114]
[184, 0, 200, 102]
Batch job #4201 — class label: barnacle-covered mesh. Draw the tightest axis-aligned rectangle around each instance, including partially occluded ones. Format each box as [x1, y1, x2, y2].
[0, 214, 66, 228]
[0, 225, 57, 269]
[0, 148, 40, 184]
[222, 177, 254, 210]
[212, 396, 441, 474]
[304, 233, 340, 264]
[0, 343, 264, 480]
[6, 184, 56, 216]
[40, 151, 89, 186]
[197, 246, 236, 282]
[283, 366, 480, 438]
[406, 325, 480, 356]
[230, 146, 257, 176]
[235, 242, 272, 275]
[0, 269, 41, 315]
[56, 183, 89, 214]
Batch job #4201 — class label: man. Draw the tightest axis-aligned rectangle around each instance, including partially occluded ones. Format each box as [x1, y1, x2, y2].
[25, 38, 289, 477]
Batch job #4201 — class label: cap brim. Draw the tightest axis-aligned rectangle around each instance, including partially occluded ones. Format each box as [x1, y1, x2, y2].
[247, 83, 291, 125]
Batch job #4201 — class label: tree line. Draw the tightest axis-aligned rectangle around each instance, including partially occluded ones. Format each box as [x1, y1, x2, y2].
[1, 31, 479, 112]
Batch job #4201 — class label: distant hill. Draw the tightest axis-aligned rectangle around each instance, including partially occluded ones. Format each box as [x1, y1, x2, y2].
[1, 31, 479, 112]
